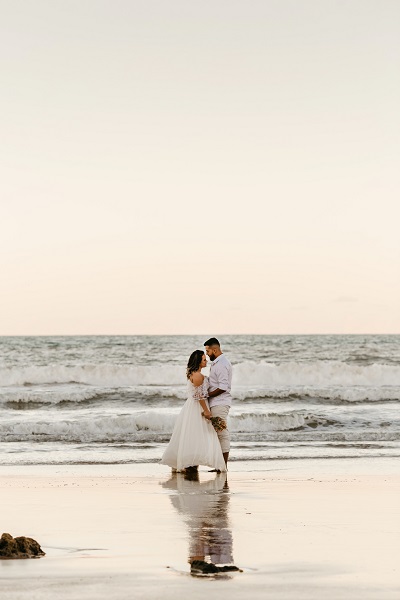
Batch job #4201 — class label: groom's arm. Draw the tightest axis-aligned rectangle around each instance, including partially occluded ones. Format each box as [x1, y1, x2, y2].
[208, 388, 225, 398]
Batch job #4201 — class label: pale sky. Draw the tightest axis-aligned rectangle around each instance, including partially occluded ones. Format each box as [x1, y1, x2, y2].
[1, 0, 399, 335]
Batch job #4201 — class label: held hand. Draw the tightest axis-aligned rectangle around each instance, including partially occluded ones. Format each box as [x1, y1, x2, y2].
[202, 410, 212, 420]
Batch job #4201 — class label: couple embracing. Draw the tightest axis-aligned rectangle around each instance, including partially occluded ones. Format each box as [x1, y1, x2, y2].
[161, 338, 232, 473]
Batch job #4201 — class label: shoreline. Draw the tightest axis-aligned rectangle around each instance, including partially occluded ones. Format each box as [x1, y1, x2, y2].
[1, 453, 400, 475]
[1, 458, 399, 599]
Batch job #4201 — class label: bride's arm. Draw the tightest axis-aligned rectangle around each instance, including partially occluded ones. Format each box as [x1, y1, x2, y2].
[199, 398, 211, 419]
[190, 373, 211, 419]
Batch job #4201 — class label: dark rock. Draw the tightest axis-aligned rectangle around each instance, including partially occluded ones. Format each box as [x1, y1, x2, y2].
[0, 534, 18, 557]
[0, 533, 45, 559]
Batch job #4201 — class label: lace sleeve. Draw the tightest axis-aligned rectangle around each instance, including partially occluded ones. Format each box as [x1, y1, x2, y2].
[192, 379, 208, 401]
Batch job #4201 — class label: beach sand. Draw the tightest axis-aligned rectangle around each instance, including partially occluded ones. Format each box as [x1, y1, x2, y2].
[1, 459, 399, 599]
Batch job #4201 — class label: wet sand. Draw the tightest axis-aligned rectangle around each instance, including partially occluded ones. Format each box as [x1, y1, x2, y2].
[1, 459, 399, 599]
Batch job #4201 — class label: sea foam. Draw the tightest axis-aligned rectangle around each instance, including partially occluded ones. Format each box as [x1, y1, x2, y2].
[1, 361, 400, 387]
[0, 410, 385, 443]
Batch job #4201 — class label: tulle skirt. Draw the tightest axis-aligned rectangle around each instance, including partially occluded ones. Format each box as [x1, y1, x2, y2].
[161, 398, 226, 472]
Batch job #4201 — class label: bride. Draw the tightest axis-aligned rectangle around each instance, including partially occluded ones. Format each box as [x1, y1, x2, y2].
[161, 350, 226, 473]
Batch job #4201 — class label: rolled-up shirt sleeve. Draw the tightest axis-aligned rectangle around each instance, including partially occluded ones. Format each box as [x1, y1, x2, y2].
[215, 364, 230, 391]
[208, 356, 233, 407]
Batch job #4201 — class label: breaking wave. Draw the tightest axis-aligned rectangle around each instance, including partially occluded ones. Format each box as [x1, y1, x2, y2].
[0, 410, 393, 443]
[0, 364, 183, 387]
[1, 361, 399, 410]
[1, 361, 400, 388]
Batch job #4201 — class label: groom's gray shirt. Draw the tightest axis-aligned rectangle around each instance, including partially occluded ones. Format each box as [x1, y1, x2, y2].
[208, 354, 232, 408]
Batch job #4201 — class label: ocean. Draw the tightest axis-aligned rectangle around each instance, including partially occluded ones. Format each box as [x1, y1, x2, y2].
[0, 335, 399, 466]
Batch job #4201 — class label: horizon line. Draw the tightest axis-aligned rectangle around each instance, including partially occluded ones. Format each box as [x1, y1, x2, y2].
[0, 332, 398, 337]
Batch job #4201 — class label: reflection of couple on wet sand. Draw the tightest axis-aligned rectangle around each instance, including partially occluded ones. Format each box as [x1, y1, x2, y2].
[162, 471, 239, 574]
[161, 338, 232, 473]
[161, 339, 240, 574]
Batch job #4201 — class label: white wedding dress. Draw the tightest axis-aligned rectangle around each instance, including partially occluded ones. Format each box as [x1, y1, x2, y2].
[161, 377, 226, 472]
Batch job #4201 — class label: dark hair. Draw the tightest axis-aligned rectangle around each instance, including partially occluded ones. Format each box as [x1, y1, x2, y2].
[186, 350, 205, 379]
[204, 337, 220, 347]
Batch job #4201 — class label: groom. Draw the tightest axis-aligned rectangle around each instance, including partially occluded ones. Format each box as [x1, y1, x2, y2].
[204, 338, 232, 467]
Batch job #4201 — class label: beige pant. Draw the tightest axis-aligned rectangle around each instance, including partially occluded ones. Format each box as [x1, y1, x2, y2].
[210, 405, 230, 453]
